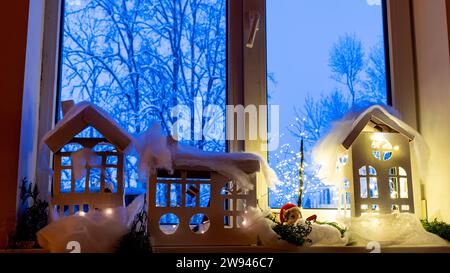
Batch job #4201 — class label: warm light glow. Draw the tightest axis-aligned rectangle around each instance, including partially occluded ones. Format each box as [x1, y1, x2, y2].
[394, 145, 400, 151]
[370, 218, 380, 226]
[78, 211, 86, 216]
[242, 220, 247, 226]
[371, 133, 385, 142]
[105, 208, 113, 215]
[371, 134, 394, 161]
[382, 142, 393, 150]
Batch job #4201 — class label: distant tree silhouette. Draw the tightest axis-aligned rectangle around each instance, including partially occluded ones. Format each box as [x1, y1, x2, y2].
[363, 39, 388, 103]
[329, 33, 365, 105]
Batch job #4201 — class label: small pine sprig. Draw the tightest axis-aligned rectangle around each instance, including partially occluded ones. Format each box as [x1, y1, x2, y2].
[116, 195, 151, 254]
[272, 222, 313, 246]
[10, 178, 49, 247]
[266, 214, 313, 246]
[421, 218, 450, 242]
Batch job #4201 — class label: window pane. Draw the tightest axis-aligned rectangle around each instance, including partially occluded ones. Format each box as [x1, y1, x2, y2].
[75, 177, 86, 193]
[400, 177, 408, 198]
[369, 177, 379, 198]
[60, 169, 72, 193]
[343, 178, 350, 189]
[389, 177, 399, 199]
[60, 0, 227, 194]
[185, 184, 199, 208]
[383, 151, 393, 161]
[388, 167, 397, 176]
[105, 167, 118, 193]
[170, 183, 182, 207]
[359, 166, 367, 176]
[360, 177, 368, 199]
[372, 204, 379, 211]
[199, 184, 211, 208]
[89, 168, 101, 192]
[345, 192, 351, 207]
[267, 0, 389, 208]
[156, 183, 168, 207]
[399, 167, 407, 176]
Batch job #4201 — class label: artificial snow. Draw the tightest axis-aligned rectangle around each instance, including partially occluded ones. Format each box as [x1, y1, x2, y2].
[244, 207, 448, 248]
[71, 148, 101, 180]
[37, 194, 145, 253]
[132, 122, 174, 180]
[244, 207, 349, 248]
[343, 213, 448, 247]
[312, 105, 429, 186]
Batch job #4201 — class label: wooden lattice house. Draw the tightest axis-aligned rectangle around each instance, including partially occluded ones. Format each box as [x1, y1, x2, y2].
[147, 159, 260, 249]
[43, 101, 133, 216]
[336, 108, 421, 217]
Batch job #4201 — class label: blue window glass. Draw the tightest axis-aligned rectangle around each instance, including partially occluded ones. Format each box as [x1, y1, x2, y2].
[60, 169, 72, 193]
[267, 0, 389, 208]
[156, 183, 168, 207]
[75, 177, 86, 193]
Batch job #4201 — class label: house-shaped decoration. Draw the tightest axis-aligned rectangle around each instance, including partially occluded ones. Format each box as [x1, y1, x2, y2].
[43, 101, 133, 216]
[336, 108, 421, 217]
[148, 160, 260, 250]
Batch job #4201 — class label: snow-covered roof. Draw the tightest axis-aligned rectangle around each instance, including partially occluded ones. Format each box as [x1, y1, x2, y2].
[43, 101, 133, 153]
[341, 107, 415, 149]
[312, 105, 429, 186]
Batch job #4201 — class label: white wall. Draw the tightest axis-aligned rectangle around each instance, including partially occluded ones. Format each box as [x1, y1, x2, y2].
[412, 0, 450, 222]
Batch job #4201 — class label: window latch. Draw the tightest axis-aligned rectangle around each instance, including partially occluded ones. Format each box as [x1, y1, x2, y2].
[246, 11, 261, 49]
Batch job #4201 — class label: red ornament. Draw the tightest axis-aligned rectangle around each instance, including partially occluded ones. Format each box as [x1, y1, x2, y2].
[279, 203, 297, 223]
[306, 214, 317, 222]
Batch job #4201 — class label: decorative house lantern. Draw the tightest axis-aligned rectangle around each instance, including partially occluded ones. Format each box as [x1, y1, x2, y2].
[43, 101, 133, 217]
[335, 108, 421, 217]
[148, 160, 260, 250]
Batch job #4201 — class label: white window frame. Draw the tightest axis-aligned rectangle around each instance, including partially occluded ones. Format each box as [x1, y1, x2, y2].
[28, 0, 418, 212]
[386, 0, 419, 128]
[32, 0, 62, 200]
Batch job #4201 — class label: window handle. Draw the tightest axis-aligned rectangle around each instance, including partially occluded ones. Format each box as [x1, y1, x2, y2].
[246, 11, 261, 48]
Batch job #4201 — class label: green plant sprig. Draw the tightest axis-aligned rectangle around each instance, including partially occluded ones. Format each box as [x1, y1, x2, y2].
[421, 218, 450, 242]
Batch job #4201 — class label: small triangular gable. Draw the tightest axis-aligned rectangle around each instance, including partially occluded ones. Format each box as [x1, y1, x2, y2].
[43, 102, 133, 153]
[342, 108, 415, 150]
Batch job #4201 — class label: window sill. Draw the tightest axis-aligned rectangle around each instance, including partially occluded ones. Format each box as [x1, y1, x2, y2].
[152, 245, 450, 253]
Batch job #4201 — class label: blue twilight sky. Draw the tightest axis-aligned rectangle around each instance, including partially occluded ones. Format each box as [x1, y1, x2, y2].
[267, 0, 385, 152]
